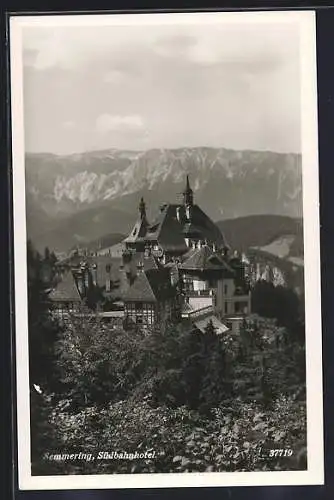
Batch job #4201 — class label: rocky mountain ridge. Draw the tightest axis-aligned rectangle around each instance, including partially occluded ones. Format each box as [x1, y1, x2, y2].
[25, 147, 303, 252]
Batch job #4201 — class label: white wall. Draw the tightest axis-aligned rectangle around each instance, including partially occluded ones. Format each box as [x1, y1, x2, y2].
[223, 278, 235, 297]
[193, 279, 208, 291]
[189, 296, 213, 311]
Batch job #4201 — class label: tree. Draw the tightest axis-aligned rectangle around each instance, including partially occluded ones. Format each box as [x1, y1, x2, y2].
[55, 315, 146, 407]
[251, 280, 304, 336]
[84, 283, 104, 311]
[44, 246, 50, 261]
[199, 325, 227, 413]
[27, 240, 61, 390]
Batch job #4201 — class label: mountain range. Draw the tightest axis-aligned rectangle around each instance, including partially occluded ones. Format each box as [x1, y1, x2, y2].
[24, 147, 303, 252]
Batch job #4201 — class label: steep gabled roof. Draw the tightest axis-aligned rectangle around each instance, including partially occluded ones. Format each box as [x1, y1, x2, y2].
[180, 245, 233, 272]
[190, 205, 226, 247]
[122, 252, 162, 274]
[123, 217, 148, 243]
[90, 255, 122, 288]
[145, 203, 226, 252]
[122, 272, 157, 302]
[182, 222, 203, 236]
[49, 271, 82, 302]
[146, 204, 188, 253]
[123, 268, 175, 303]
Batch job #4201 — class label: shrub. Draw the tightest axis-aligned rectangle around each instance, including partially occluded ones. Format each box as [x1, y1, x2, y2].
[33, 395, 306, 475]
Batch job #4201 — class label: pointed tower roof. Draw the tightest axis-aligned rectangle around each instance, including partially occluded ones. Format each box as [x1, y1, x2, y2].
[139, 196, 146, 220]
[124, 197, 149, 243]
[184, 174, 192, 192]
[183, 174, 194, 206]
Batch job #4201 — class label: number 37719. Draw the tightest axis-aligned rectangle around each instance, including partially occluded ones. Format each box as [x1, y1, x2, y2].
[269, 449, 293, 457]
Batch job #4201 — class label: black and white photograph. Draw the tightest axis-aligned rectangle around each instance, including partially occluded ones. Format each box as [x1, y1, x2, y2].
[9, 11, 323, 489]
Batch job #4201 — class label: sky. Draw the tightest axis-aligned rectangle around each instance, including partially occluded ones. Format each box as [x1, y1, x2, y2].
[22, 15, 301, 154]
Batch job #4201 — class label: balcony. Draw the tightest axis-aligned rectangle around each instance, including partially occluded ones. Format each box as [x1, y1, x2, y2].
[181, 304, 213, 319]
[185, 289, 214, 297]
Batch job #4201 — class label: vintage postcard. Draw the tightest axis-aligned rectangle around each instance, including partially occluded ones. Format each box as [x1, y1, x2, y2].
[9, 10, 323, 490]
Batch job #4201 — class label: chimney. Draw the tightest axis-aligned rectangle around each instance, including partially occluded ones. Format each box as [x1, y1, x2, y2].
[144, 245, 151, 258]
[80, 263, 90, 290]
[137, 261, 144, 273]
[185, 205, 192, 221]
[92, 263, 97, 286]
[223, 245, 229, 257]
[76, 269, 85, 296]
[105, 263, 111, 291]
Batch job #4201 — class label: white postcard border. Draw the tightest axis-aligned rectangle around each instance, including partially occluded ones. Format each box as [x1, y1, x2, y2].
[10, 10, 324, 490]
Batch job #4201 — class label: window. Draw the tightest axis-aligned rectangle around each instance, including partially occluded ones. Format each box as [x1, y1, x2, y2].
[106, 279, 111, 292]
[106, 264, 111, 273]
[224, 302, 228, 314]
[224, 284, 228, 295]
[148, 224, 159, 233]
[235, 301, 248, 314]
[135, 302, 143, 311]
[183, 276, 194, 291]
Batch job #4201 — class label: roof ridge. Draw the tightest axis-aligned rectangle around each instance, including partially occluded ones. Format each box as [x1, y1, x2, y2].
[143, 269, 159, 299]
[49, 270, 82, 301]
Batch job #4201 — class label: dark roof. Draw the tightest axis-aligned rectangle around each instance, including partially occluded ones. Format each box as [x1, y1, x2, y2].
[49, 271, 82, 302]
[123, 268, 175, 303]
[90, 255, 122, 289]
[146, 204, 188, 253]
[189, 205, 226, 247]
[145, 203, 225, 252]
[123, 216, 148, 243]
[180, 245, 234, 272]
[182, 222, 203, 236]
[122, 252, 162, 274]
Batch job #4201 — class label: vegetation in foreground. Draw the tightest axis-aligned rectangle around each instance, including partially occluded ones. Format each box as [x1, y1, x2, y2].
[27, 241, 306, 475]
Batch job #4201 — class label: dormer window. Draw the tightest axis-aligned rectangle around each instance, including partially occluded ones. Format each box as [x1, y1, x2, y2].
[148, 223, 159, 233]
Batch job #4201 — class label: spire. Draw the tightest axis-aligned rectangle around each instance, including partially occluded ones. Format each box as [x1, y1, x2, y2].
[139, 197, 146, 220]
[183, 174, 194, 206]
[186, 174, 191, 191]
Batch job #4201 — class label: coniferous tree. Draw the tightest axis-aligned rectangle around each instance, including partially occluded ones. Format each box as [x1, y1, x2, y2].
[27, 240, 60, 390]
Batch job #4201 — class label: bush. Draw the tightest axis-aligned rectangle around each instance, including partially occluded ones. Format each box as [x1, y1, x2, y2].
[32, 395, 306, 475]
[53, 312, 305, 412]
